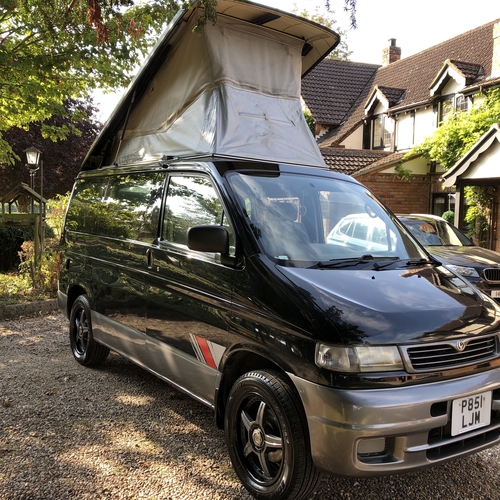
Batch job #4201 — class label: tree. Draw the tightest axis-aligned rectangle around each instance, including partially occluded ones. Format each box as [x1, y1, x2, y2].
[334, 0, 357, 29]
[1, 98, 101, 199]
[0, 0, 183, 166]
[295, 7, 351, 61]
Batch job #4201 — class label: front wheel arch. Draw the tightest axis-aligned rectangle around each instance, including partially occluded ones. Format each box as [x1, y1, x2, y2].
[216, 350, 290, 429]
[66, 284, 87, 319]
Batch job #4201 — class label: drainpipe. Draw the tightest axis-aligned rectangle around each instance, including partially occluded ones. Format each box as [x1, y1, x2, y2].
[491, 194, 497, 251]
[487, 190, 496, 250]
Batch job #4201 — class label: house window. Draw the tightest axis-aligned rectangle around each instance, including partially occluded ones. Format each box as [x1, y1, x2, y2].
[371, 114, 392, 149]
[432, 193, 455, 217]
[455, 94, 469, 112]
[439, 94, 470, 123]
[439, 96, 454, 123]
[432, 195, 446, 217]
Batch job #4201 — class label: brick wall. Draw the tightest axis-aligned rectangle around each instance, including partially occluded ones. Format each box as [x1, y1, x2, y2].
[355, 172, 431, 214]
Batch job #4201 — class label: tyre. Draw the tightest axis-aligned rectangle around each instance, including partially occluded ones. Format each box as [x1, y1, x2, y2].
[225, 370, 321, 500]
[69, 295, 110, 366]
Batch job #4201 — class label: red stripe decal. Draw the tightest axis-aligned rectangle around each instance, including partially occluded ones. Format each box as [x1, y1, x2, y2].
[197, 337, 217, 369]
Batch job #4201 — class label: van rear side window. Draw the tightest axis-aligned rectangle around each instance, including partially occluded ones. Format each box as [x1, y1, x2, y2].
[102, 172, 165, 241]
[66, 172, 165, 241]
[66, 177, 108, 234]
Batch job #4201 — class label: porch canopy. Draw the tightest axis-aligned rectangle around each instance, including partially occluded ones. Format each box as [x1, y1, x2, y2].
[443, 123, 500, 188]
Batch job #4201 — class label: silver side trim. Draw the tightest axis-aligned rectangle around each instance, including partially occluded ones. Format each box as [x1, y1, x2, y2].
[92, 311, 217, 409]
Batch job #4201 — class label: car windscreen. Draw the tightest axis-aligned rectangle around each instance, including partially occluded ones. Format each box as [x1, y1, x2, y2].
[227, 170, 427, 266]
[402, 218, 473, 247]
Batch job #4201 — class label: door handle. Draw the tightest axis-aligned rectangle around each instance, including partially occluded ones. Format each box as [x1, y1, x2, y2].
[146, 248, 154, 269]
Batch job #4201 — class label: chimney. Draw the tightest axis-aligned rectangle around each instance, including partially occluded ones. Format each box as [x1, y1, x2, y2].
[382, 38, 401, 66]
[493, 22, 500, 77]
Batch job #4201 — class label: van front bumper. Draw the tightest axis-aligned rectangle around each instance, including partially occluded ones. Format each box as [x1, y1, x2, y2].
[289, 369, 500, 477]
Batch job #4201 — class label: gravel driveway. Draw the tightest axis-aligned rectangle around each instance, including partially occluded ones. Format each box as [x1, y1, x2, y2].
[1, 311, 500, 500]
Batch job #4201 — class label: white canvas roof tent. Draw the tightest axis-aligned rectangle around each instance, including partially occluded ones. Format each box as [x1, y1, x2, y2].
[82, 0, 340, 171]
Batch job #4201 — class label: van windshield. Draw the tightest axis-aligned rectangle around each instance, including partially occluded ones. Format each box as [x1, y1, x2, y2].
[227, 170, 427, 266]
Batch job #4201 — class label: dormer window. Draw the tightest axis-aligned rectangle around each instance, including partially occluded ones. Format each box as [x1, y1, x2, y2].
[371, 114, 392, 149]
[455, 94, 470, 112]
[364, 86, 402, 151]
[439, 96, 454, 122]
[439, 94, 470, 123]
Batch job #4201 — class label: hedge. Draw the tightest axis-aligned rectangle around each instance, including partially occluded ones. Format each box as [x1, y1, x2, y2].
[0, 218, 55, 272]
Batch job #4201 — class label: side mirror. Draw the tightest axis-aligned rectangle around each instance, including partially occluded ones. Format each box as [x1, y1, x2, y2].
[187, 225, 229, 253]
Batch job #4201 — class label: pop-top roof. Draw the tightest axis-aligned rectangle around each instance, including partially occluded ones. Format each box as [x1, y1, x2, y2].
[83, 0, 339, 170]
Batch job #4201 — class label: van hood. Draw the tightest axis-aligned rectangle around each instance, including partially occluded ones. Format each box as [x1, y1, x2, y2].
[426, 245, 500, 269]
[277, 264, 500, 345]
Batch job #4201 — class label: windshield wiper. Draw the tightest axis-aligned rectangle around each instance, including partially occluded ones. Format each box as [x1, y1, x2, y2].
[372, 257, 435, 270]
[314, 255, 399, 269]
[372, 258, 402, 270]
[313, 256, 435, 271]
[315, 259, 365, 269]
[406, 258, 434, 266]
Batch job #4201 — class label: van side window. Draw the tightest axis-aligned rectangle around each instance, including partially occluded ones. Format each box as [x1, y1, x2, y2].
[101, 172, 165, 241]
[65, 177, 108, 234]
[162, 175, 235, 252]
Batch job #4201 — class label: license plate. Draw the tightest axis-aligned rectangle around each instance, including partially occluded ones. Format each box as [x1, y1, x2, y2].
[451, 391, 492, 436]
[491, 290, 500, 298]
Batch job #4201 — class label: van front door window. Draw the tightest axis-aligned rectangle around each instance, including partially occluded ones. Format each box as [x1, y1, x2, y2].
[162, 175, 234, 251]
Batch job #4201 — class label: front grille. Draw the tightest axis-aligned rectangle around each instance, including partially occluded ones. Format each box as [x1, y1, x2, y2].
[403, 334, 498, 372]
[483, 268, 500, 283]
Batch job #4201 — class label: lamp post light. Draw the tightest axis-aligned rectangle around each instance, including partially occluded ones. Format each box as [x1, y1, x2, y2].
[23, 146, 44, 254]
[24, 146, 41, 191]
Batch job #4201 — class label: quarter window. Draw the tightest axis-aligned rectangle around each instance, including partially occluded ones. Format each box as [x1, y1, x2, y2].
[65, 177, 108, 234]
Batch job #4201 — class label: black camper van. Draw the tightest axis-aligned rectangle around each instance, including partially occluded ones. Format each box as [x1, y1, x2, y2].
[58, 2, 500, 500]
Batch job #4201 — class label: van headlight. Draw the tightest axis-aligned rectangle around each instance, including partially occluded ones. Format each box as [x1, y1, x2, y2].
[445, 264, 479, 278]
[315, 343, 404, 373]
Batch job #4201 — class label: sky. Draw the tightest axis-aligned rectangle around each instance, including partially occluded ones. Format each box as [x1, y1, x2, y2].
[265, 0, 500, 63]
[94, 0, 500, 120]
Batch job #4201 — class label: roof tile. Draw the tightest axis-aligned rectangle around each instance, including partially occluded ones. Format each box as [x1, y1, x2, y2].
[305, 19, 499, 147]
[320, 148, 391, 175]
[301, 59, 379, 125]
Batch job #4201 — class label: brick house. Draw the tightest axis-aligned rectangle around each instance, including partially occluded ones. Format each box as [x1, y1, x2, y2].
[302, 19, 500, 248]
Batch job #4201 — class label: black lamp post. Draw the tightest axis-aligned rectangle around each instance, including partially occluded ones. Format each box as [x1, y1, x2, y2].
[23, 146, 44, 253]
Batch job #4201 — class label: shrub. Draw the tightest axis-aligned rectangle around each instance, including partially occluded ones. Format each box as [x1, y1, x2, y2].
[0, 193, 68, 272]
[18, 238, 59, 295]
[442, 210, 455, 224]
[47, 193, 70, 238]
[0, 221, 55, 272]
